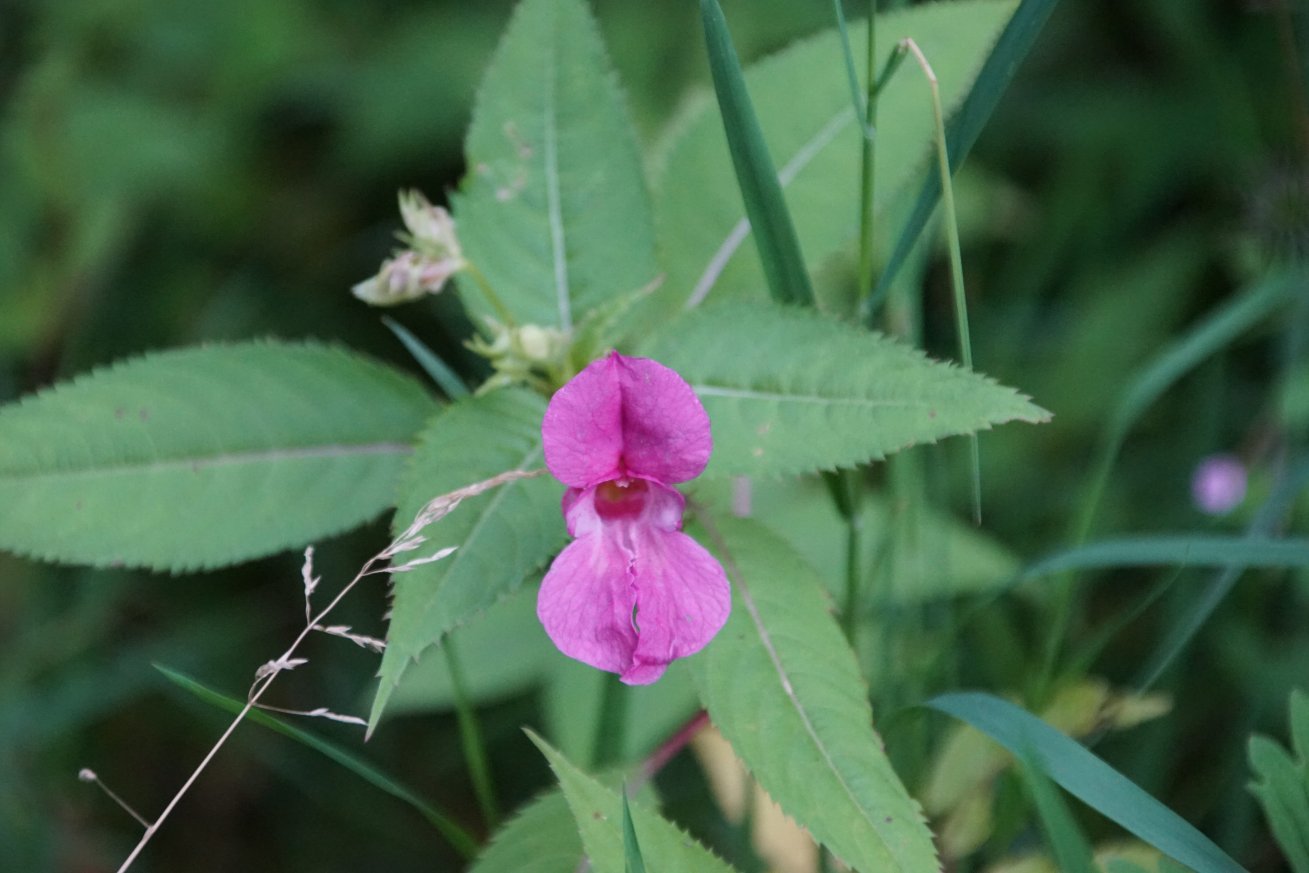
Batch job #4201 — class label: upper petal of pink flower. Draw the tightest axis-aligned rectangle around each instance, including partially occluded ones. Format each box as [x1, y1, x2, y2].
[542, 352, 712, 488]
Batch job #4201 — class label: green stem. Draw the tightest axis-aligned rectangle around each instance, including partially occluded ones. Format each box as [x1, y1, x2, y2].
[857, 1, 878, 303]
[592, 673, 630, 769]
[463, 262, 518, 328]
[444, 640, 500, 828]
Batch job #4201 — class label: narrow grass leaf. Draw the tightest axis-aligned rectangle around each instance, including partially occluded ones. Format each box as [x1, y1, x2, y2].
[0, 341, 436, 572]
[645, 302, 1048, 478]
[382, 316, 469, 399]
[1021, 536, 1309, 581]
[690, 515, 938, 872]
[927, 692, 1247, 873]
[698, 0, 814, 306]
[871, 0, 1058, 309]
[622, 792, 648, 873]
[155, 665, 479, 859]
[1017, 751, 1097, 873]
[527, 730, 740, 873]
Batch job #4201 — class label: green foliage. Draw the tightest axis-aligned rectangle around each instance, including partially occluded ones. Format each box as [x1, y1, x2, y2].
[1021, 536, 1309, 581]
[1017, 751, 1097, 873]
[698, 0, 814, 307]
[468, 791, 583, 873]
[689, 474, 1019, 605]
[645, 302, 1048, 478]
[653, 0, 1015, 314]
[873, 0, 1059, 304]
[371, 389, 565, 729]
[1248, 689, 1309, 873]
[453, 0, 659, 331]
[156, 666, 479, 859]
[529, 731, 741, 873]
[928, 692, 1246, 873]
[689, 515, 938, 872]
[0, 342, 435, 572]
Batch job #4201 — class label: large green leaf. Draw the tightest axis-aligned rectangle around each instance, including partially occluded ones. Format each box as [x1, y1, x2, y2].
[370, 389, 565, 729]
[689, 515, 937, 872]
[0, 341, 435, 572]
[653, 0, 1016, 313]
[1248, 689, 1309, 873]
[453, 0, 659, 330]
[644, 303, 1048, 478]
[528, 731, 741, 873]
[469, 790, 583, 873]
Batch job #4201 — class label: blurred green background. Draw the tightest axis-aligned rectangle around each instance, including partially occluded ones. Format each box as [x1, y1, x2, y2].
[1, 0, 1306, 870]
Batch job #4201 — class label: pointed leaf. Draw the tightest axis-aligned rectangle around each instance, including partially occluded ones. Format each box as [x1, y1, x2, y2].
[1248, 690, 1309, 873]
[469, 790, 583, 873]
[0, 341, 436, 572]
[454, 0, 659, 330]
[928, 692, 1246, 873]
[371, 389, 565, 728]
[698, 0, 813, 307]
[644, 303, 1048, 478]
[528, 731, 741, 873]
[654, 0, 1015, 313]
[689, 515, 938, 872]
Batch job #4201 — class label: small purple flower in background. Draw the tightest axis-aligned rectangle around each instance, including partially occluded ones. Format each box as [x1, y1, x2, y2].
[537, 351, 730, 684]
[1191, 454, 1248, 516]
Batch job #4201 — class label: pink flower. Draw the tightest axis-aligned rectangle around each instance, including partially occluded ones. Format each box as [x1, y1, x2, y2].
[1191, 454, 1247, 516]
[537, 351, 730, 684]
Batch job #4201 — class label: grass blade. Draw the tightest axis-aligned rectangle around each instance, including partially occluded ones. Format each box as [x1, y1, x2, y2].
[622, 791, 649, 873]
[1017, 750, 1097, 873]
[155, 664, 479, 860]
[1021, 535, 1309, 581]
[699, 0, 815, 306]
[927, 692, 1248, 873]
[382, 315, 470, 400]
[868, 0, 1060, 315]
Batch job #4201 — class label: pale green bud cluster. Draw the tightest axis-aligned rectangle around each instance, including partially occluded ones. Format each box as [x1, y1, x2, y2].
[352, 190, 465, 307]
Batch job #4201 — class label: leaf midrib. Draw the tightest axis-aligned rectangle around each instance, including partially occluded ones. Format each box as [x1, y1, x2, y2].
[543, 4, 572, 332]
[0, 442, 412, 480]
[692, 384, 925, 408]
[722, 548, 901, 866]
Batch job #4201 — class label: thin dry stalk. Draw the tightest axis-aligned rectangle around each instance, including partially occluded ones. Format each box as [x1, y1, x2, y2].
[110, 467, 545, 872]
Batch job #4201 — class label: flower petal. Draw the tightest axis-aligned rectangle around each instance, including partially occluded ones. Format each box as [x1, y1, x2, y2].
[537, 534, 636, 676]
[542, 354, 624, 488]
[614, 355, 712, 485]
[542, 352, 711, 488]
[623, 526, 731, 685]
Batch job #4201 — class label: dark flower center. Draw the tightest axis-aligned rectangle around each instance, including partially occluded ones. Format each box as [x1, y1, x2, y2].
[594, 478, 649, 520]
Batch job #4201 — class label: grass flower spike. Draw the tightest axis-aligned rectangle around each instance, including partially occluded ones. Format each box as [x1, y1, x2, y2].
[538, 351, 730, 684]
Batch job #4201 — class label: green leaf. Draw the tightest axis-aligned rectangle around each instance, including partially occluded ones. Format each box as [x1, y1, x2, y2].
[1017, 752, 1097, 873]
[689, 474, 1019, 605]
[0, 341, 435, 572]
[370, 389, 565, 729]
[622, 793, 649, 873]
[1248, 689, 1309, 873]
[927, 692, 1247, 873]
[644, 302, 1048, 478]
[468, 791, 583, 873]
[689, 515, 938, 872]
[453, 0, 659, 330]
[698, 0, 814, 307]
[527, 730, 741, 873]
[382, 316, 470, 400]
[155, 665, 479, 859]
[384, 585, 556, 715]
[1021, 536, 1309, 581]
[653, 0, 1015, 313]
[872, 0, 1058, 306]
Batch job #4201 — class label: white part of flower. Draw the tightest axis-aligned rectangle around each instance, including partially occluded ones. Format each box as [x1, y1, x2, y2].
[399, 190, 461, 259]
[352, 250, 461, 307]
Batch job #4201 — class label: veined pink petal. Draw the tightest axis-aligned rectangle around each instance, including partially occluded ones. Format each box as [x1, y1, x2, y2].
[542, 352, 711, 488]
[621, 526, 730, 685]
[537, 483, 730, 686]
[537, 534, 637, 677]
